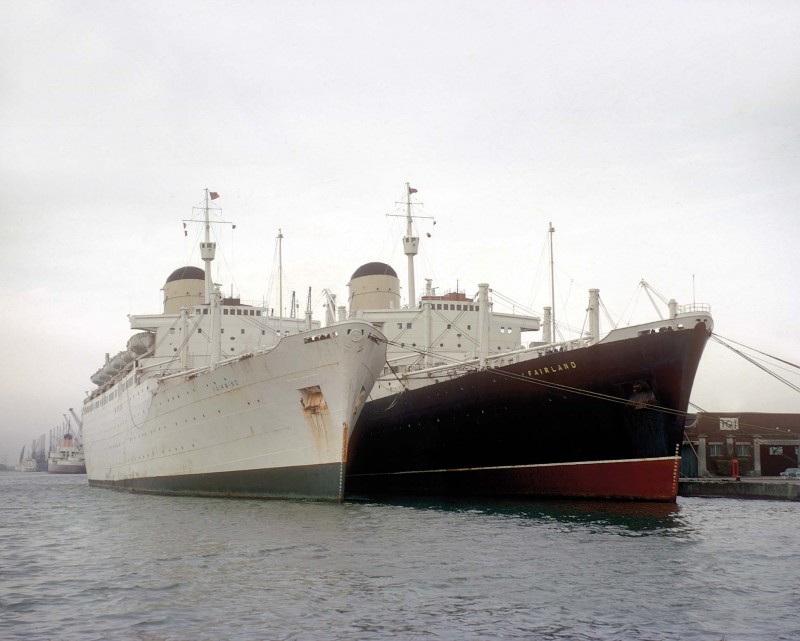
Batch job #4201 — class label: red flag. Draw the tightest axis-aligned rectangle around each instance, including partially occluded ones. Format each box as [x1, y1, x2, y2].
[210, 191, 220, 200]
[408, 186, 418, 194]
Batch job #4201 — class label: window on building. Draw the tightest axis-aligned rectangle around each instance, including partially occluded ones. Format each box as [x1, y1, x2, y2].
[397, 323, 403, 329]
[736, 443, 751, 457]
[406, 323, 412, 329]
[709, 444, 723, 457]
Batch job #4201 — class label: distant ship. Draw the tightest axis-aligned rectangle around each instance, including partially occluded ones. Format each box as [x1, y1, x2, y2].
[81, 190, 386, 501]
[344, 185, 712, 502]
[47, 433, 85, 474]
[18, 445, 37, 472]
[48, 409, 86, 474]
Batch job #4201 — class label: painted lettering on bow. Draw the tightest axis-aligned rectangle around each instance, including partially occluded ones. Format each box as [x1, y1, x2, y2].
[525, 362, 577, 377]
[212, 378, 240, 392]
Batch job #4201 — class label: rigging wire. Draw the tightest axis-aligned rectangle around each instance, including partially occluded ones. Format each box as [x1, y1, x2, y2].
[599, 297, 618, 331]
[490, 289, 537, 316]
[711, 333, 800, 372]
[710, 334, 800, 395]
[688, 401, 799, 437]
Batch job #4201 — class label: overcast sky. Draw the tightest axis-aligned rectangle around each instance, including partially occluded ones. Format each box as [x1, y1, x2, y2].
[2, 0, 799, 465]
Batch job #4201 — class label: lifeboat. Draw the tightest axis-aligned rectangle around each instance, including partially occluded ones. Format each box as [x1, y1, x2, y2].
[90, 369, 111, 386]
[102, 350, 132, 378]
[127, 331, 154, 355]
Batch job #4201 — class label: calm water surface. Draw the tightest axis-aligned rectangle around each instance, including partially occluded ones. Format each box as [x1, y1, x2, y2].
[1, 473, 798, 641]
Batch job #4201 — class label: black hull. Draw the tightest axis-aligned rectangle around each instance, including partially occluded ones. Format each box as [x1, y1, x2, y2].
[345, 322, 710, 501]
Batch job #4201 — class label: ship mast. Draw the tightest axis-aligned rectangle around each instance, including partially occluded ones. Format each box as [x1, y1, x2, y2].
[277, 228, 283, 336]
[548, 222, 556, 342]
[200, 189, 217, 304]
[402, 183, 419, 308]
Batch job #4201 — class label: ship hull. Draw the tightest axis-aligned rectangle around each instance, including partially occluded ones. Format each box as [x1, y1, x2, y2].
[48, 460, 86, 474]
[82, 322, 385, 501]
[48, 444, 85, 474]
[346, 321, 710, 502]
[88, 462, 342, 499]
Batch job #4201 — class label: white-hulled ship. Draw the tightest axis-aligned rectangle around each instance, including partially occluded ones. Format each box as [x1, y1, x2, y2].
[48, 434, 85, 474]
[81, 191, 387, 501]
[48, 409, 86, 474]
[18, 445, 38, 472]
[343, 185, 712, 502]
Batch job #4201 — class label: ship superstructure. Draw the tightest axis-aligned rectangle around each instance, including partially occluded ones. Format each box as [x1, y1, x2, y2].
[47, 409, 85, 474]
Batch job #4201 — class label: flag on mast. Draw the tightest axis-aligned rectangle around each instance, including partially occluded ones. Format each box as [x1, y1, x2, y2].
[408, 186, 418, 194]
[210, 191, 220, 200]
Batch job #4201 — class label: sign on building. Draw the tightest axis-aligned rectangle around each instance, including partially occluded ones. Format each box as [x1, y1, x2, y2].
[719, 417, 739, 431]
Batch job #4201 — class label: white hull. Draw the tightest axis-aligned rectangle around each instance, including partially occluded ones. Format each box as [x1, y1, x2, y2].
[47, 460, 86, 474]
[47, 437, 85, 474]
[82, 322, 386, 500]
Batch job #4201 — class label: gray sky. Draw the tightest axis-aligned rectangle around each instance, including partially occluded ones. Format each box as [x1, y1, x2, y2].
[2, 0, 799, 465]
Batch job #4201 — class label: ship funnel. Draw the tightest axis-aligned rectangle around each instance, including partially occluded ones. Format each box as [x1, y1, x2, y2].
[348, 262, 401, 315]
[163, 266, 205, 314]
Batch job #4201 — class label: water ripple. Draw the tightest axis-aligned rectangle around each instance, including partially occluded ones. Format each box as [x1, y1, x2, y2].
[1, 473, 799, 640]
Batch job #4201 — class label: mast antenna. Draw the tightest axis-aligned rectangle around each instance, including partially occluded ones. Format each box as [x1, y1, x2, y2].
[278, 229, 283, 334]
[548, 222, 556, 342]
[387, 183, 434, 309]
[183, 189, 232, 305]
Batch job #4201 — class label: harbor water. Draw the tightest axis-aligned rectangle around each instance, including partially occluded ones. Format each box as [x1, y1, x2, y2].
[1, 473, 798, 641]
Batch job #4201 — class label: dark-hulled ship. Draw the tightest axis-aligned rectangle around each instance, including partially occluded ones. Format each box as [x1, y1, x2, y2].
[342, 185, 712, 502]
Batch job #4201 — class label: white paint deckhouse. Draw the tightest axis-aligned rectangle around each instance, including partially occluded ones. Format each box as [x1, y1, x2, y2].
[81, 190, 387, 501]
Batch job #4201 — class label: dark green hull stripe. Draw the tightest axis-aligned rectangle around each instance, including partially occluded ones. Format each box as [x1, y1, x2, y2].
[88, 462, 344, 501]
